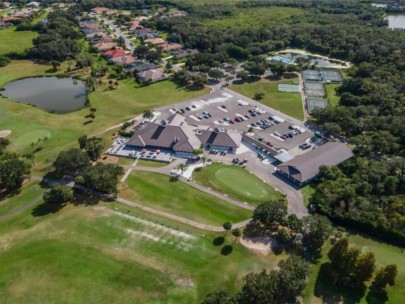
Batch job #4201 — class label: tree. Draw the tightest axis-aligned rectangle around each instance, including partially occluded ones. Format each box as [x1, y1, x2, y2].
[50, 60, 60, 72]
[176, 163, 188, 174]
[236, 71, 249, 81]
[208, 68, 225, 81]
[0, 138, 10, 155]
[236, 255, 309, 304]
[82, 137, 104, 161]
[301, 215, 332, 253]
[372, 265, 398, 291]
[327, 237, 377, 288]
[143, 110, 154, 120]
[223, 221, 233, 235]
[285, 214, 302, 235]
[192, 148, 203, 156]
[277, 227, 290, 243]
[202, 290, 234, 304]
[79, 163, 124, 194]
[353, 251, 376, 283]
[231, 228, 242, 243]
[172, 69, 190, 86]
[253, 200, 287, 229]
[78, 135, 88, 150]
[43, 185, 73, 206]
[84, 76, 97, 92]
[52, 148, 90, 178]
[0, 154, 31, 193]
[133, 44, 149, 59]
[191, 73, 208, 89]
[253, 92, 264, 101]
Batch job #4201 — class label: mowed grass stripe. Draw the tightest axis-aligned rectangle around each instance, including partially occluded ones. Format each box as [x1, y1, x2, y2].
[193, 163, 282, 205]
[121, 171, 251, 225]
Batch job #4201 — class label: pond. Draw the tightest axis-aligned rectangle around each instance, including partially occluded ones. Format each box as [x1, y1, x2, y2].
[1, 76, 88, 113]
[386, 15, 405, 29]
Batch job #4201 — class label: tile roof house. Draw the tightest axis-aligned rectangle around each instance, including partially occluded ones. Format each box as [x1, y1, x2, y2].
[136, 68, 166, 83]
[110, 55, 137, 65]
[91, 7, 109, 14]
[93, 42, 117, 51]
[102, 48, 126, 58]
[160, 43, 183, 52]
[277, 142, 353, 185]
[144, 38, 165, 46]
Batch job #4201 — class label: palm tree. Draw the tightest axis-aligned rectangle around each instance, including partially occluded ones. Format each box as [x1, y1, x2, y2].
[143, 110, 154, 120]
[223, 222, 232, 236]
[177, 163, 188, 174]
[231, 228, 242, 244]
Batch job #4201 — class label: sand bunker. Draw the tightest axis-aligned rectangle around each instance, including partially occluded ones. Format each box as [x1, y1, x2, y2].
[0, 130, 11, 138]
[240, 236, 272, 256]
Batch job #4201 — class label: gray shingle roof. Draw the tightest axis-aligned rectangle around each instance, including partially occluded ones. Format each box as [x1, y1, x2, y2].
[277, 142, 353, 184]
[196, 130, 241, 148]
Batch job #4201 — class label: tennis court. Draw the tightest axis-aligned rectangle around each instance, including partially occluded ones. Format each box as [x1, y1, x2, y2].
[306, 98, 329, 113]
[278, 84, 300, 93]
[304, 82, 326, 98]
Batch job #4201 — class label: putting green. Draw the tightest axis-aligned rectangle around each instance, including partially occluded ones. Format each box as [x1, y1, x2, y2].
[193, 163, 283, 205]
[13, 129, 52, 147]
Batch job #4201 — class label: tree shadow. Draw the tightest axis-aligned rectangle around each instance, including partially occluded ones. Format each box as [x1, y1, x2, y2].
[32, 202, 64, 217]
[213, 236, 225, 246]
[365, 288, 388, 304]
[221, 245, 233, 256]
[314, 263, 366, 304]
[169, 175, 180, 182]
[72, 189, 101, 206]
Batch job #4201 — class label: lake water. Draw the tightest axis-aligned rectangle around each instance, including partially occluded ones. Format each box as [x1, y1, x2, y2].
[386, 15, 405, 29]
[1, 77, 88, 113]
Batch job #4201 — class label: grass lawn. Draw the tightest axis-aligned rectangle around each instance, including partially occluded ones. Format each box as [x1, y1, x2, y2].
[203, 7, 306, 29]
[300, 182, 317, 207]
[304, 233, 405, 304]
[0, 27, 38, 56]
[325, 83, 340, 107]
[0, 198, 282, 303]
[229, 78, 304, 120]
[0, 182, 43, 216]
[192, 163, 283, 205]
[121, 171, 251, 225]
[0, 60, 209, 173]
[136, 159, 169, 168]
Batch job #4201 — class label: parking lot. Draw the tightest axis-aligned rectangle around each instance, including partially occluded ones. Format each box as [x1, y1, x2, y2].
[156, 89, 313, 151]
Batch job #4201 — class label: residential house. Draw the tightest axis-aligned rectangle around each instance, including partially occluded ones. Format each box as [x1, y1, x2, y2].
[124, 61, 157, 72]
[134, 28, 159, 39]
[136, 67, 166, 83]
[102, 48, 126, 59]
[110, 55, 137, 65]
[144, 37, 165, 46]
[160, 43, 183, 52]
[93, 42, 117, 52]
[91, 7, 109, 14]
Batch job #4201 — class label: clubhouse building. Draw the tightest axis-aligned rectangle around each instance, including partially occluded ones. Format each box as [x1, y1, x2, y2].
[126, 114, 242, 156]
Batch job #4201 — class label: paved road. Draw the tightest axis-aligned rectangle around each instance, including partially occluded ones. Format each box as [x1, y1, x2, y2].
[131, 165, 255, 211]
[97, 16, 135, 52]
[116, 196, 250, 232]
[0, 193, 44, 222]
[3, 176, 252, 231]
